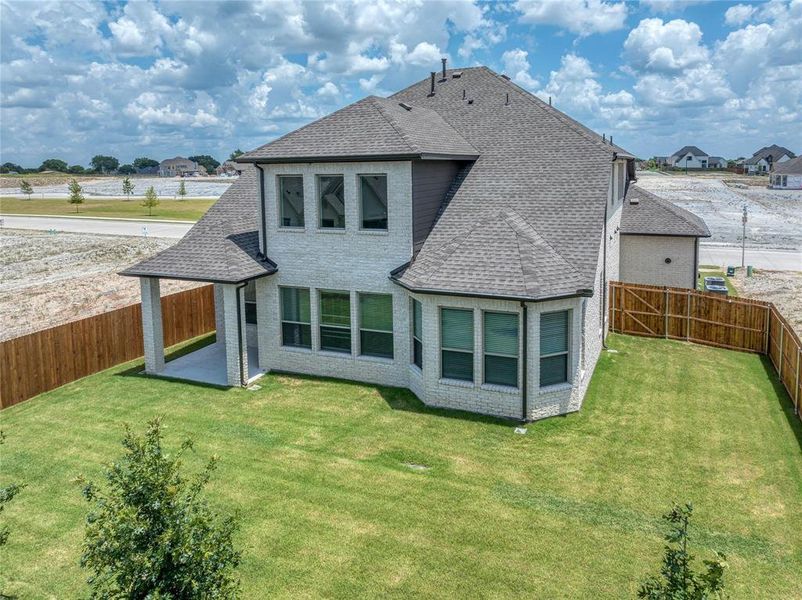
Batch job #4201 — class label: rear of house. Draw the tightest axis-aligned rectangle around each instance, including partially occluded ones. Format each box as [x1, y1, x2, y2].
[769, 156, 802, 189]
[668, 146, 709, 169]
[122, 65, 706, 422]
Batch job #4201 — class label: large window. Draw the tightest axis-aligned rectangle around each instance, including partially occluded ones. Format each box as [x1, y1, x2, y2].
[319, 290, 351, 353]
[278, 175, 304, 228]
[483, 312, 518, 387]
[441, 308, 474, 381]
[318, 175, 345, 229]
[359, 174, 388, 230]
[412, 299, 423, 369]
[244, 281, 257, 325]
[540, 310, 570, 387]
[359, 293, 393, 358]
[280, 287, 311, 348]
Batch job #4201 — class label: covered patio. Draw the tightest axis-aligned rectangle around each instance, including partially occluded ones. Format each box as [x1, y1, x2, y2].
[162, 342, 262, 386]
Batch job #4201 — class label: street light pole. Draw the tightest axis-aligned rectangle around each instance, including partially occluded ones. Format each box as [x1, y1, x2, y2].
[741, 204, 747, 268]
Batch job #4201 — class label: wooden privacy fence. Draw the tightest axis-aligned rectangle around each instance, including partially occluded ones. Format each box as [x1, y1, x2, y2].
[610, 281, 801, 421]
[0, 285, 216, 409]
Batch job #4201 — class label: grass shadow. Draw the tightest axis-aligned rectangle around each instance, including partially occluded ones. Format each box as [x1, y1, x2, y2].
[758, 354, 802, 452]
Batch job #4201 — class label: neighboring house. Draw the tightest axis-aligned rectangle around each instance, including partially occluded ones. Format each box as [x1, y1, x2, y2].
[619, 186, 710, 289]
[745, 145, 796, 174]
[136, 166, 159, 175]
[122, 65, 707, 422]
[769, 156, 802, 189]
[707, 156, 726, 169]
[215, 160, 241, 176]
[653, 156, 669, 168]
[159, 156, 202, 177]
[668, 146, 709, 169]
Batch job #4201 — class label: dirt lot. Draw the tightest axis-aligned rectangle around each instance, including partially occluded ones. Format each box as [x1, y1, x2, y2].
[731, 269, 802, 338]
[0, 229, 198, 341]
[0, 174, 231, 198]
[636, 172, 802, 250]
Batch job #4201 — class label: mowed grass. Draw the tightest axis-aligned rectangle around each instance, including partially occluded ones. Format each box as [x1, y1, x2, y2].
[0, 197, 213, 221]
[1, 334, 800, 598]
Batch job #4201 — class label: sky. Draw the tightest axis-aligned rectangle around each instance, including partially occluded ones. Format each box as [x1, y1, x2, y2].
[0, 0, 800, 167]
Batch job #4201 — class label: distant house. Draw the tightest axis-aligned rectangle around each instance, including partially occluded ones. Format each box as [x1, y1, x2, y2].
[745, 145, 796, 174]
[770, 156, 802, 190]
[668, 146, 709, 169]
[136, 166, 159, 175]
[215, 161, 241, 176]
[159, 156, 202, 177]
[653, 156, 669, 168]
[707, 156, 726, 169]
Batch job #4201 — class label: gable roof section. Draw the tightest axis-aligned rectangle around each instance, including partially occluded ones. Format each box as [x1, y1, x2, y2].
[621, 185, 710, 237]
[120, 167, 276, 283]
[772, 155, 802, 175]
[670, 146, 708, 159]
[237, 96, 478, 163]
[390, 66, 629, 300]
[745, 144, 796, 165]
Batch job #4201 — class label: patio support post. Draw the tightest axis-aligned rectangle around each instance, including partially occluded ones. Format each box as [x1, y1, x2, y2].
[214, 283, 226, 348]
[222, 283, 248, 387]
[140, 277, 164, 374]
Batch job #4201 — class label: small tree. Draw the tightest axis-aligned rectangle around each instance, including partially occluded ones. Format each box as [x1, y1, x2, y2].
[121, 177, 134, 201]
[118, 164, 136, 175]
[638, 503, 727, 600]
[229, 149, 243, 161]
[142, 185, 159, 216]
[40, 158, 68, 172]
[78, 419, 240, 599]
[68, 178, 84, 213]
[19, 179, 33, 199]
[177, 180, 187, 201]
[0, 431, 25, 548]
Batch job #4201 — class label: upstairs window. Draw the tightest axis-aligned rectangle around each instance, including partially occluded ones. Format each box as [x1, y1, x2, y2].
[319, 290, 351, 353]
[441, 308, 474, 382]
[483, 312, 518, 387]
[280, 287, 311, 349]
[412, 299, 423, 369]
[318, 175, 345, 229]
[540, 310, 571, 387]
[359, 293, 394, 358]
[278, 175, 304, 228]
[359, 174, 388, 230]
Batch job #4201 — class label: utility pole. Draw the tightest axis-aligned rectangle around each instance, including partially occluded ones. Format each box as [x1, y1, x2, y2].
[741, 204, 747, 268]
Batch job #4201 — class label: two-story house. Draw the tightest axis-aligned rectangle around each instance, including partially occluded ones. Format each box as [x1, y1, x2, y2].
[667, 146, 709, 169]
[744, 145, 796, 174]
[122, 65, 708, 422]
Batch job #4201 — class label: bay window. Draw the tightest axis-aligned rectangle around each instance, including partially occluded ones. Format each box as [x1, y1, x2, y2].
[540, 310, 571, 387]
[441, 308, 474, 381]
[359, 293, 393, 358]
[483, 312, 518, 387]
[412, 299, 423, 369]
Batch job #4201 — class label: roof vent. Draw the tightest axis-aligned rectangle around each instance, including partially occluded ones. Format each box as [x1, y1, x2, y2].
[399, 102, 412, 111]
[429, 71, 436, 96]
[505, 92, 510, 106]
[629, 196, 640, 205]
[501, 74, 511, 80]
[441, 57, 447, 80]
[452, 71, 463, 78]
[467, 99, 474, 105]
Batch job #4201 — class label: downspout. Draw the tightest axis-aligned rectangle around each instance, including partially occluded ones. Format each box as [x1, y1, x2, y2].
[520, 301, 528, 422]
[602, 157, 614, 350]
[693, 237, 699, 289]
[254, 164, 267, 257]
[235, 281, 248, 387]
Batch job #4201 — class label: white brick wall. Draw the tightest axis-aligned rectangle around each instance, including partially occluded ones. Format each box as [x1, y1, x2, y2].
[620, 235, 696, 289]
[140, 277, 164, 374]
[222, 283, 248, 386]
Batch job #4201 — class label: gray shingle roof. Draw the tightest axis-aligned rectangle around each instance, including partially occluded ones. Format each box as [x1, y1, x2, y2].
[745, 144, 796, 165]
[670, 146, 708, 159]
[621, 185, 710, 237]
[772, 155, 802, 174]
[237, 96, 478, 163]
[120, 167, 275, 283]
[391, 66, 628, 300]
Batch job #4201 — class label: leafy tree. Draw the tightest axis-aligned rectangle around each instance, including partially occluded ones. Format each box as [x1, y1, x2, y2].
[90, 155, 119, 174]
[68, 179, 85, 213]
[229, 149, 243, 161]
[638, 503, 727, 600]
[1, 431, 25, 548]
[69, 164, 86, 174]
[188, 154, 220, 174]
[132, 157, 159, 170]
[78, 419, 240, 599]
[19, 179, 33, 199]
[177, 180, 187, 201]
[142, 185, 159, 216]
[39, 158, 68, 172]
[118, 164, 136, 175]
[1, 161, 23, 173]
[121, 177, 134, 201]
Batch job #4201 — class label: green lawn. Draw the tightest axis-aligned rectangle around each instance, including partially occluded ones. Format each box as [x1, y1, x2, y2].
[1, 335, 800, 598]
[698, 265, 738, 295]
[0, 197, 213, 221]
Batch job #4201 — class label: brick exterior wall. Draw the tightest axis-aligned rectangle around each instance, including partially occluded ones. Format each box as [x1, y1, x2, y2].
[620, 235, 696, 289]
[141, 277, 164, 374]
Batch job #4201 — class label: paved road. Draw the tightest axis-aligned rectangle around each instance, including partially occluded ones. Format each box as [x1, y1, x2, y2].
[699, 243, 801, 271]
[0, 215, 192, 238]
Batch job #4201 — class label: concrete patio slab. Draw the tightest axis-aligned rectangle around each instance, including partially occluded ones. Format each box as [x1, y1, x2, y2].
[161, 343, 262, 386]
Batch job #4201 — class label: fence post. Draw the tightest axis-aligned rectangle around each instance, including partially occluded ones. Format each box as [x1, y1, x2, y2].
[686, 292, 692, 342]
[778, 323, 784, 379]
[763, 306, 770, 355]
[664, 289, 669, 339]
[611, 283, 616, 333]
[795, 348, 800, 416]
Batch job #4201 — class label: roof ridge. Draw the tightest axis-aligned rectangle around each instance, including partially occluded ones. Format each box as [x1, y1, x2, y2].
[369, 97, 419, 154]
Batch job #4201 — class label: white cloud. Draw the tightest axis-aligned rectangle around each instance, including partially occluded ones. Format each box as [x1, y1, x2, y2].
[634, 64, 732, 107]
[640, 0, 708, 14]
[623, 18, 708, 72]
[405, 42, 446, 67]
[501, 49, 539, 89]
[515, 0, 628, 36]
[316, 81, 340, 101]
[724, 4, 756, 27]
[108, 1, 173, 56]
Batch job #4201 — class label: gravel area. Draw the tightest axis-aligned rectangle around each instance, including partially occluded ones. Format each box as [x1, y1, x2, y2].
[732, 269, 802, 338]
[0, 176, 233, 199]
[0, 229, 198, 340]
[636, 172, 802, 250]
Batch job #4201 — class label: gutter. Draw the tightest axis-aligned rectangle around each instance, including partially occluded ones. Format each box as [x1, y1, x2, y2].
[118, 270, 276, 285]
[389, 274, 593, 303]
[235, 281, 248, 387]
[236, 153, 479, 165]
